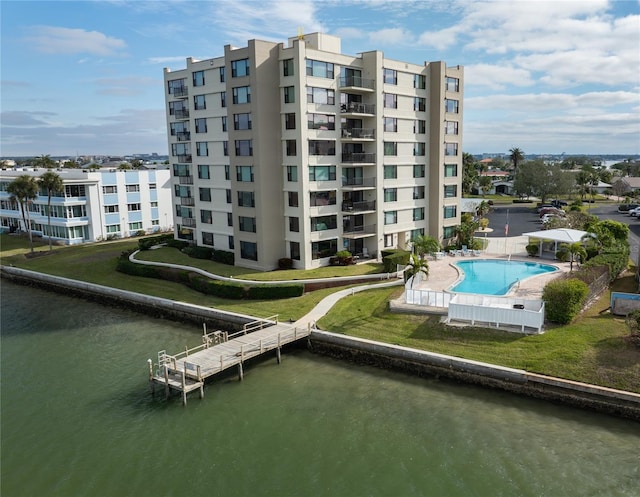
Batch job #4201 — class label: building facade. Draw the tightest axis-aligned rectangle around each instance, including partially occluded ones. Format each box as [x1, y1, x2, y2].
[163, 32, 463, 270]
[0, 168, 173, 243]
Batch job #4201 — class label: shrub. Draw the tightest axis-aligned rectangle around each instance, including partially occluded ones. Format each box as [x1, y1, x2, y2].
[278, 258, 294, 270]
[115, 258, 162, 279]
[213, 249, 235, 265]
[247, 284, 304, 299]
[382, 249, 410, 273]
[183, 246, 214, 259]
[583, 249, 629, 282]
[166, 239, 189, 250]
[526, 243, 540, 256]
[543, 279, 589, 324]
[187, 276, 246, 299]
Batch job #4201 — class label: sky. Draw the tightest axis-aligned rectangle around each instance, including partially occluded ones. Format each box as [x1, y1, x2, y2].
[1, 0, 639, 158]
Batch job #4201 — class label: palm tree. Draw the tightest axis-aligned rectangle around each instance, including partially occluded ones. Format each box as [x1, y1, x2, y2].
[38, 171, 64, 251]
[405, 253, 430, 288]
[476, 200, 491, 218]
[479, 176, 493, 197]
[32, 154, 56, 169]
[509, 147, 524, 174]
[411, 234, 440, 258]
[559, 242, 587, 272]
[6, 175, 39, 253]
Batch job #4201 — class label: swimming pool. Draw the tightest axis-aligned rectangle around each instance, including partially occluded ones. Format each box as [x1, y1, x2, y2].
[450, 260, 558, 295]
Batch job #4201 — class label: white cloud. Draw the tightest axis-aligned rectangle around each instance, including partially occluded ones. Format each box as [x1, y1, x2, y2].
[465, 63, 534, 90]
[367, 28, 414, 46]
[24, 26, 127, 56]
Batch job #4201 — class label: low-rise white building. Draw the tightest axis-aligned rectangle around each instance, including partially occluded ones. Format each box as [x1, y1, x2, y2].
[0, 168, 173, 244]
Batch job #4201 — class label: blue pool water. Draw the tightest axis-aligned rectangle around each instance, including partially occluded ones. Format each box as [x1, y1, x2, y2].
[451, 260, 558, 295]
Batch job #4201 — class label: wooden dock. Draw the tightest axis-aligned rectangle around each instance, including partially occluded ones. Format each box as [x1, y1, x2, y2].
[148, 316, 311, 405]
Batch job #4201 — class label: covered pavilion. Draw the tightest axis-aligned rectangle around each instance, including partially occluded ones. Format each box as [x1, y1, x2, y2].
[521, 228, 590, 258]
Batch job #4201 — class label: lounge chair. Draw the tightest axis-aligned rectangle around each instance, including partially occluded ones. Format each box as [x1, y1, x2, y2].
[472, 249, 481, 256]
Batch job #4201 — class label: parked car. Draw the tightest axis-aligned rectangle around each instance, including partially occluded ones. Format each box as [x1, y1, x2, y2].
[629, 207, 640, 217]
[618, 204, 639, 213]
[551, 199, 569, 208]
[537, 204, 554, 213]
[539, 207, 565, 218]
[541, 214, 561, 224]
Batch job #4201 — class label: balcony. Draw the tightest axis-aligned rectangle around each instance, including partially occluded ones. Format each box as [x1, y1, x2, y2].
[176, 154, 192, 163]
[178, 176, 193, 185]
[180, 197, 195, 206]
[342, 200, 376, 213]
[340, 102, 375, 115]
[182, 217, 196, 227]
[176, 131, 191, 141]
[342, 176, 376, 189]
[172, 87, 189, 98]
[339, 76, 375, 91]
[343, 223, 376, 235]
[174, 109, 190, 119]
[341, 128, 375, 140]
[341, 152, 376, 164]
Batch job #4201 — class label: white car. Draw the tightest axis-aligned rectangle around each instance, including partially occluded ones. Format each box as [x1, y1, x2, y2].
[540, 214, 559, 224]
[629, 207, 640, 217]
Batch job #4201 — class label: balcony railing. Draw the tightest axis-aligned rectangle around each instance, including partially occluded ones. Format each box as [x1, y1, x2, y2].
[343, 223, 376, 234]
[342, 200, 376, 213]
[174, 109, 190, 119]
[176, 131, 191, 141]
[341, 152, 376, 163]
[182, 217, 196, 227]
[342, 176, 376, 188]
[178, 176, 193, 185]
[180, 197, 195, 206]
[339, 76, 376, 90]
[340, 102, 376, 114]
[341, 128, 375, 139]
[172, 87, 189, 98]
[176, 154, 192, 163]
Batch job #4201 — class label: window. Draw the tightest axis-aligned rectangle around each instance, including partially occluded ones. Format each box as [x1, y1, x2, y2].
[414, 74, 426, 89]
[444, 185, 458, 198]
[128, 203, 141, 211]
[384, 234, 394, 248]
[229, 235, 235, 249]
[383, 93, 397, 109]
[196, 142, 208, 157]
[202, 232, 214, 246]
[290, 241, 300, 260]
[194, 94, 206, 110]
[308, 140, 335, 155]
[129, 222, 143, 231]
[413, 186, 425, 199]
[240, 241, 258, 260]
[411, 228, 425, 240]
[445, 99, 459, 113]
[286, 140, 297, 156]
[236, 165, 254, 182]
[384, 211, 397, 225]
[171, 143, 190, 158]
[126, 184, 140, 192]
[414, 120, 426, 134]
[106, 224, 121, 234]
[226, 189, 232, 203]
[173, 164, 190, 177]
[446, 77, 459, 92]
[443, 226, 456, 239]
[151, 219, 159, 225]
[200, 210, 213, 224]
[104, 205, 119, 213]
[192, 118, 207, 134]
[311, 215, 337, 231]
[174, 185, 190, 197]
[168, 78, 187, 95]
[384, 165, 397, 179]
[231, 58, 250, 77]
[232, 86, 251, 104]
[219, 66, 226, 82]
[384, 142, 397, 156]
[235, 140, 253, 156]
[283, 59, 294, 77]
[221, 116, 227, 132]
[414, 97, 426, 112]
[220, 92, 226, 108]
[234, 113, 252, 130]
[413, 208, 425, 221]
[169, 101, 187, 116]
[285, 113, 296, 130]
[383, 68, 397, 85]
[223, 141, 229, 156]
[383, 117, 397, 132]
[227, 213, 233, 226]
[150, 201, 158, 208]
[384, 188, 397, 202]
[306, 59, 334, 79]
[444, 205, 457, 218]
[198, 164, 210, 179]
[307, 114, 335, 130]
[309, 166, 336, 181]
[414, 142, 425, 156]
[288, 191, 299, 207]
[412, 164, 424, 178]
[199, 188, 212, 202]
[224, 165, 230, 180]
[289, 216, 299, 232]
[65, 184, 86, 197]
[444, 163, 458, 177]
[310, 190, 336, 206]
[445, 121, 458, 135]
[445, 143, 458, 156]
[102, 185, 117, 194]
[239, 216, 256, 232]
[284, 86, 295, 103]
[287, 165, 298, 182]
[170, 122, 189, 137]
[237, 191, 255, 207]
[306, 87, 335, 105]
[312, 239, 337, 260]
[193, 70, 205, 86]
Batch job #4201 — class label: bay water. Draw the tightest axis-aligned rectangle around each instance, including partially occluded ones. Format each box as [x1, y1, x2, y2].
[1, 281, 638, 496]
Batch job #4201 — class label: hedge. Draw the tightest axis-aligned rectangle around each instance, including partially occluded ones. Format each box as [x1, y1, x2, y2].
[213, 249, 235, 265]
[582, 247, 629, 283]
[187, 276, 246, 299]
[138, 234, 175, 251]
[183, 246, 214, 259]
[382, 249, 410, 273]
[542, 279, 589, 324]
[247, 284, 304, 299]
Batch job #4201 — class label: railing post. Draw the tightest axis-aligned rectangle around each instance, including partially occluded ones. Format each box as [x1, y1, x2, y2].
[164, 364, 170, 399]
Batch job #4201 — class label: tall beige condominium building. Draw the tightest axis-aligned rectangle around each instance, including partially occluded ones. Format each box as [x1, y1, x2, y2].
[164, 32, 463, 271]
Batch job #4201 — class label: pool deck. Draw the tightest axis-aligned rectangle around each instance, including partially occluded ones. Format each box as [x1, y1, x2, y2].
[415, 236, 571, 300]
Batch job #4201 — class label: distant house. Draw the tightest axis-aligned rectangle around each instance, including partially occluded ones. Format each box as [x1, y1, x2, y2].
[612, 177, 640, 194]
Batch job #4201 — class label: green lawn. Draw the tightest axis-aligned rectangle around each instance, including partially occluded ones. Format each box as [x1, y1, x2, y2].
[2, 233, 638, 392]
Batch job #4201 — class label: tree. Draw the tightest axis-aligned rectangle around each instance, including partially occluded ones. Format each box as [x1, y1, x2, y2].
[462, 152, 478, 195]
[118, 162, 131, 170]
[130, 159, 143, 169]
[63, 160, 80, 169]
[513, 160, 573, 204]
[479, 176, 493, 197]
[456, 212, 479, 248]
[32, 154, 56, 169]
[6, 175, 39, 253]
[405, 253, 430, 288]
[411, 234, 440, 257]
[476, 200, 491, 218]
[509, 147, 524, 174]
[558, 242, 587, 272]
[38, 171, 64, 251]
